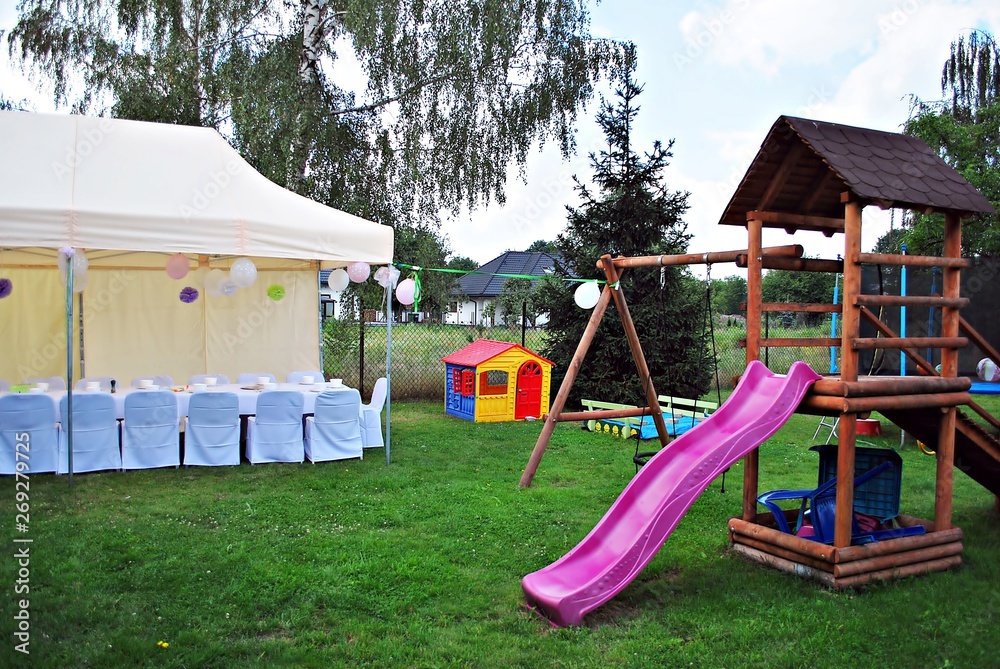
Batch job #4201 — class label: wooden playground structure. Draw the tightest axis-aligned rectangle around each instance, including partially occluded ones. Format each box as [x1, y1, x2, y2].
[520, 115, 1000, 588]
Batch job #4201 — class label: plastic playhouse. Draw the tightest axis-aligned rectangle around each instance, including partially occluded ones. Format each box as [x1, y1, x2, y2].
[441, 339, 553, 422]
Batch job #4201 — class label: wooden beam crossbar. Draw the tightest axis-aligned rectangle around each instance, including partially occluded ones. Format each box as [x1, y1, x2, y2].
[855, 295, 969, 309]
[607, 244, 802, 269]
[759, 302, 841, 314]
[858, 252, 970, 269]
[852, 336, 968, 350]
[746, 210, 846, 232]
[736, 255, 844, 273]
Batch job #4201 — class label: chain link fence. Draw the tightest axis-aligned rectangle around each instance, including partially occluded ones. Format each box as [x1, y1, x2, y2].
[321, 315, 845, 401]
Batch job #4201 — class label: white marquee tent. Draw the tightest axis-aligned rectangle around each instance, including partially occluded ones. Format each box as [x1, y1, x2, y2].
[0, 111, 394, 387]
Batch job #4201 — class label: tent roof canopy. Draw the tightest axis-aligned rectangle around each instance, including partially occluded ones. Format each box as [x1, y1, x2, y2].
[0, 111, 393, 264]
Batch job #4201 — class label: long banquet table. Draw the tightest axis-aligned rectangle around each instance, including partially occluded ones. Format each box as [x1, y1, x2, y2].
[20, 382, 355, 420]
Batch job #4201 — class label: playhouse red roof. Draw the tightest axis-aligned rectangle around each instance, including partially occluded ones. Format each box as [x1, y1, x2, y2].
[440, 339, 553, 366]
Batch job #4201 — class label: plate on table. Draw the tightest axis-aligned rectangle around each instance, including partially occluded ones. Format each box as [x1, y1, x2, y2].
[139, 385, 160, 391]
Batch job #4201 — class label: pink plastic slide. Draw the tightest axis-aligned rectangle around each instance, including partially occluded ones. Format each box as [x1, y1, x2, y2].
[522, 360, 822, 626]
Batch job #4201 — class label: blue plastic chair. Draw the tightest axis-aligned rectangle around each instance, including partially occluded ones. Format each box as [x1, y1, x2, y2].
[58, 393, 121, 474]
[360, 377, 387, 449]
[183, 392, 240, 466]
[757, 462, 925, 544]
[237, 373, 276, 385]
[305, 390, 363, 463]
[246, 391, 304, 464]
[286, 371, 325, 384]
[0, 394, 59, 474]
[122, 390, 181, 470]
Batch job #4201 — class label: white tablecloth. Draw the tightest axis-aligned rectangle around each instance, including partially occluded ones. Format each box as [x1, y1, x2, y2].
[13, 383, 353, 419]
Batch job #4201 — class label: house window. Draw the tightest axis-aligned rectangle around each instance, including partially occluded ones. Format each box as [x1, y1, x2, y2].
[461, 369, 475, 396]
[479, 370, 508, 395]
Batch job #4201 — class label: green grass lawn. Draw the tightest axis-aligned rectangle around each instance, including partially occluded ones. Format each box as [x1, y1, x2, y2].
[2, 402, 998, 668]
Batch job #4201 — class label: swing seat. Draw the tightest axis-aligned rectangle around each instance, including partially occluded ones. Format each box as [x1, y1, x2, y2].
[757, 461, 926, 545]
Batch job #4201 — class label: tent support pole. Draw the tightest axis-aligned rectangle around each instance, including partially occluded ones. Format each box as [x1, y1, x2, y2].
[385, 280, 392, 466]
[65, 251, 75, 487]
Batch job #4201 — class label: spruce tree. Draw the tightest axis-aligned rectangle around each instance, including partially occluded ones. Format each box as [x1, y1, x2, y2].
[538, 56, 710, 406]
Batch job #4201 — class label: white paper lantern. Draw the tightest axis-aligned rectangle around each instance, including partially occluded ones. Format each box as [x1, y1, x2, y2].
[327, 268, 350, 293]
[205, 268, 227, 295]
[219, 279, 240, 297]
[573, 281, 601, 309]
[977, 358, 1000, 382]
[396, 278, 416, 305]
[229, 257, 258, 288]
[347, 261, 371, 283]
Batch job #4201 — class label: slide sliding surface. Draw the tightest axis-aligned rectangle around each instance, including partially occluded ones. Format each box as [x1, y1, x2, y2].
[522, 360, 821, 626]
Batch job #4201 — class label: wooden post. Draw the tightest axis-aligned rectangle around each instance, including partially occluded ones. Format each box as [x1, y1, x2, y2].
[599, 255, 672, 447]
[742, 217, 764, 520]
[519, 284, 613, 487]
[935, 212, 962, 529]
[834, 199, 863, 548]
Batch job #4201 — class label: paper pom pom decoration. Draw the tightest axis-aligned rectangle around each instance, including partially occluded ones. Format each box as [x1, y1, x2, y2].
[267, 284, 286, 301]
[573, 281, 601, 309]
[166, 253, 190, 280]
[0, 278, 12, 299]
[347, 261, 371, 283]
[327, 268, 349, 292]
[977, 358, 1000, 382]
[179, 286, 199, 303]
[229, 257, 257, 288]
[395, 277, 416, 305]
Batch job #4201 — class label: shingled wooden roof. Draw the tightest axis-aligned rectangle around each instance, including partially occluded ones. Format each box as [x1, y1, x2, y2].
[719, 115, 995, 233]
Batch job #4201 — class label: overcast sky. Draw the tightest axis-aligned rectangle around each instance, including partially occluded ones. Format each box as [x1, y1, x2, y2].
[3, 1, 999, 277]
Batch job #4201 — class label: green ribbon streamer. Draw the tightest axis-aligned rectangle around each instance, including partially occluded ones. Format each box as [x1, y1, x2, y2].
[392, 262, 603, 284]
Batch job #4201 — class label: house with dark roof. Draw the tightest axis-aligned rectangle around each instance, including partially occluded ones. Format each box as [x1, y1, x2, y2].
[445, 251, 560, 326]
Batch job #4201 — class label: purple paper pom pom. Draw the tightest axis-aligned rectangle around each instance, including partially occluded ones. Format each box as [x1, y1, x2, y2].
[179, 286, 199, 303]
[0, 278, 12, 299]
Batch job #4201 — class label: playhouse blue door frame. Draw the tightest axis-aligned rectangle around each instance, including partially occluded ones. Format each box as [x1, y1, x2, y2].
[445, 363, 477, 420]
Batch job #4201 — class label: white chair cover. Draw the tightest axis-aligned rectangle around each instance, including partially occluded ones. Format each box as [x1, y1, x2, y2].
[183, 392, 240, 466]
[188, 374, 231, 385]
[122, 390, 180, 470]
[0, 394, 59, 474]
[237, 372, 277, 385]
[360, 377, 387, 448]
[286, 371, 325, 384]
[0, 379, 9, 392]
[27, 376, 66, 390]
[58, 393, 122, 474]
[130, 375, 174, 388]
[75, 376, 117, 391]
[305, 389, 363, 462]
[246, 391, 305, 464]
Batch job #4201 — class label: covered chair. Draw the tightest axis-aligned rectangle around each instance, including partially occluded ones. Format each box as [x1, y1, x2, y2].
[58, 393, 121, 474]
[360, 377, 387, 449]
[756, 461, 925, 545]
[305, 389, 363, 463]
[26, 376, 66, 390]
[75, 376, 116, 391]
[0, 394, 59, 474]
[183, 392, 240, 466]
[286, 371, 324, 384]
[237, 372, 277, 385]
[188, 373, 230, 385]
[0, 379, 9, 392]
[130, 375, 174, 388]
[122, 390, 181, 470]
[246, 390, 305, 464]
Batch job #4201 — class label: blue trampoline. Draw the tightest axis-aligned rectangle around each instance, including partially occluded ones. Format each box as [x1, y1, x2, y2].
[971, 381, 1000, 395]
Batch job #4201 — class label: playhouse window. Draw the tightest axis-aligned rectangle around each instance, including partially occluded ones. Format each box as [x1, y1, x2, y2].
[451, 369, 463, 395]
[480, 370, 508, 395]
[461, 369, 475, 396]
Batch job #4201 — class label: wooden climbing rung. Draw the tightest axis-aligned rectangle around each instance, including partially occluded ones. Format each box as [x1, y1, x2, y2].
[854, 294, 969, 309]
[851, 336, 968, 350]
[857, 252, 970, 268]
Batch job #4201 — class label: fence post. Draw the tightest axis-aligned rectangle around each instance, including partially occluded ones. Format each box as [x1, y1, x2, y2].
[359, 315, 366, 398]
[521, 300, 527, 347]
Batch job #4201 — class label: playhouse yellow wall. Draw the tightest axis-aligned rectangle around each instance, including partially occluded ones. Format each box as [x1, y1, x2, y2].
[472, 349, 552, 423]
